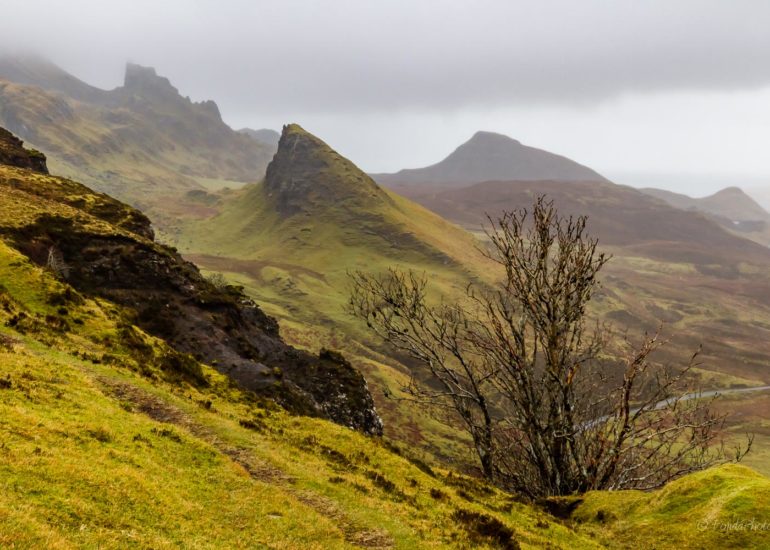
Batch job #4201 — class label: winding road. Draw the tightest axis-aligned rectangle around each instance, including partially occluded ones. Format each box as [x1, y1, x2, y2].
[581, 384, 770, 430]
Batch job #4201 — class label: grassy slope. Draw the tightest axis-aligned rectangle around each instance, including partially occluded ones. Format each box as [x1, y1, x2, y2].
[3, 133, 770, 549]
[0, 203, 594, 549]
[174, 126, 497, 458]
[175, 128, 770, 470]
[574, 464, 770, 549]
[177, 183, 495, 460]
[4, 179, 770, 550]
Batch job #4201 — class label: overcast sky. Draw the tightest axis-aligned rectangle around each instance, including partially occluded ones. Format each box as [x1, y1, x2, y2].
[3, 0, 770, 196]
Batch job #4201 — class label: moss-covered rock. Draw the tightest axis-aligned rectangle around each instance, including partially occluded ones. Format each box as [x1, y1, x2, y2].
[0, 127, 48, 173]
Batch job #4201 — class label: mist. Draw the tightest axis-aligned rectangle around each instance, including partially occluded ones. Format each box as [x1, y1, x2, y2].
[3, 0, 770, 193]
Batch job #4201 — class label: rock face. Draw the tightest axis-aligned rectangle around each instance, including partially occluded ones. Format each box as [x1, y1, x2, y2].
[373, 130, 608, 187]
[264, 124, 392, 216]
[0, 127, 383, 435]
[123, 63, 181, 97]
[0, 127, 48, 173]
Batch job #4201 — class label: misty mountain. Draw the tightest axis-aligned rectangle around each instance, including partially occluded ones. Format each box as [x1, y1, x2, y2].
[239, 127, 281, 148]
[641, 186, 770, 245]
[642, 186, 770, 222]
[372, 130, 608, 188]
[0, 54, 109, 103]
[0, 56, 274, 225]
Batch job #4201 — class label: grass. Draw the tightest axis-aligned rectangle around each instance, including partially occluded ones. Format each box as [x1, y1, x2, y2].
[172, 127, 500, 458]
[5, 122, 770, 546]
[574, 464, 770, 549]
[0, 236, 598, 548]
[168, 124, 770, 481]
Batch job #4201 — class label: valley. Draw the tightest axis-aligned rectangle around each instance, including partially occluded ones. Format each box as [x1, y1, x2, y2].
[2, 28, 770, 547]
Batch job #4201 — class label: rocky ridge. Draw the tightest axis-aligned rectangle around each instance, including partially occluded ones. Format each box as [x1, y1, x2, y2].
[0, 126, 383, 435]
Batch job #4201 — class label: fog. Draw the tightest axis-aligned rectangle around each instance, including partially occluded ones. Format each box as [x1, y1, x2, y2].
[2, 0, 770, 194]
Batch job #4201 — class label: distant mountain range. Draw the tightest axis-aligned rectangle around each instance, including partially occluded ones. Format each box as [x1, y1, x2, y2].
[399, 179, 770, 265]
[372, 130, 608, 187]
[642, 186, 770, 222]
[4, 54, 770, 451]
[640, 186, 770, 245]
[0, 55, 274, 228]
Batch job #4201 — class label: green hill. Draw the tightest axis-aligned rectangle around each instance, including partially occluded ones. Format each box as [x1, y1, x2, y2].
[3, 126, 770, 548]
[176, 124, 496, 453]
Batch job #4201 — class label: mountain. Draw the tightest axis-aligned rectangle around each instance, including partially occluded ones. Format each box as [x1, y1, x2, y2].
[372, 131, 608, 188]
[0, 57, 274, 230]
[0, 125, 381, 434]
[641, 186, 770, 221]
[239, 127, 281, 148]
[641, 186, 770, 246]
[0, 53, 108, 103]
[1, 126, 617, 548]
[3, 130, 770, 548]
[181, 124, 484, 268]
[177, 124, 497, 449]
[400, 179, 770, 265]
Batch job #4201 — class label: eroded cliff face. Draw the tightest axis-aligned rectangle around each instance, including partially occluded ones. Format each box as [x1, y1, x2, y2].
[0, 127, 48, 174]
[0, 126, 382, 435]
[264, 123, 392, 216]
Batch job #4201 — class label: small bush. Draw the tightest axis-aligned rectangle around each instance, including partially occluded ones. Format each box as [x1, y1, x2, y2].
[445, 472, 494, 497]
[151, 427, 182, 443]
[595, 509, 616, 523]
[87, 427, 113, 443]
[160, 351, 209, 387]
[452, 508, 520, 550]
[206, 272, 228, 290]
[366, 470, 408, 502]
[0, 335, 17, 351]
[430, 488, 449, 501]
[239, 418, 266, 432]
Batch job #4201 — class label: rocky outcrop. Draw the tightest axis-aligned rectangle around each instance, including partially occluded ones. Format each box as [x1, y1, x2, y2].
[265, 124, 392, 216]
[123, 63, 181, 97]
[0, 127, 48, 173]
[0, 127, 383, 435]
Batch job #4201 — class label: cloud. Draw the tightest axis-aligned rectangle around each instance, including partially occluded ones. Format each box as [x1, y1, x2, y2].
[3, 0, 770, 185]
[2, 0, 770, 116]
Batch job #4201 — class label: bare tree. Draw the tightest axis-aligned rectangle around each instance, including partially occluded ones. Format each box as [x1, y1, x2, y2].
[349, 196, 750, 497]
